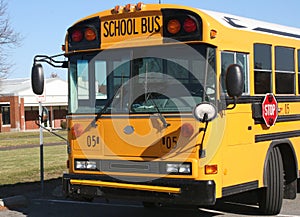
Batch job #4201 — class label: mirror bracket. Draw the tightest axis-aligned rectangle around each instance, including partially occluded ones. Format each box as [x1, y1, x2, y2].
[226, 97, 237, 110]
[33, 54, 67, 68]
[31, 53, 67, 95]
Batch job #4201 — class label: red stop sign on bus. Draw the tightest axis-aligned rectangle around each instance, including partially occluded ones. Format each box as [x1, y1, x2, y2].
[262, 93, 278, 127]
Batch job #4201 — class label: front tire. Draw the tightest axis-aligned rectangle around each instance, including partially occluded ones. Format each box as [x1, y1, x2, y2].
[259, 146, 284, 215]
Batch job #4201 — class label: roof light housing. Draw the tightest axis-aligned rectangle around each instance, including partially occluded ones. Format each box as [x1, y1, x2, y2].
[71, 30, 83, 42]
[167, 19, 181, 35]
[136, 2, 144, 11]
[162, 9, 202, 42]
[84, 27, 97, 41]
[112, 5, 121, 14]
[67, 17, 100, 51]
[183, 18, 197, 33]
[124, 4, 132, 12]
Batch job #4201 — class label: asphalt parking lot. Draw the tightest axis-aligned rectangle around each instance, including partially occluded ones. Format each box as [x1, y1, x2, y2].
[1, 179, 300, 217]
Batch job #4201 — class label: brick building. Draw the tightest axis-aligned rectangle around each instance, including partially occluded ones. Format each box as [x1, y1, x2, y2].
[0, 77, 68, 132]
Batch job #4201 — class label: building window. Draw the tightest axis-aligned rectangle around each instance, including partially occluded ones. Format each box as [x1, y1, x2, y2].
[275, 46, 295, 94]
[1, 106, 10, 125]
[254, 43, 272, 94]
[221, 51, 249, 95]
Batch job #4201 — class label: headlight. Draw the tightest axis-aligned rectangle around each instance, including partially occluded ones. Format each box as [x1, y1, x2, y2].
[75, 160, 97, 171]
[166, 163, 192, 175]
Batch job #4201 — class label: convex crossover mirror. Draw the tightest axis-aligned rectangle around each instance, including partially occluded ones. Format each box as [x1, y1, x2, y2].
[193, 102, 217, 122]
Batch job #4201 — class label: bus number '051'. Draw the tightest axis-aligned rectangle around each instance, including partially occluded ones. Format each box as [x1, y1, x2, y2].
[87, 136, 100, 147]
[162, 136, 177, 149]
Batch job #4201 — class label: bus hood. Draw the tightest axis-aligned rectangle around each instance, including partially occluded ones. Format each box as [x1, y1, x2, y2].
[101, 115, 199, 159]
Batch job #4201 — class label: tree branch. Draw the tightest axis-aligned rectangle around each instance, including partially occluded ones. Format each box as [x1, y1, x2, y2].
[0, 0, 22, 77]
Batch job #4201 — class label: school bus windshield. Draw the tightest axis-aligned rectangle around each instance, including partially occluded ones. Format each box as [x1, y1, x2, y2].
[69, 43, 216, 114]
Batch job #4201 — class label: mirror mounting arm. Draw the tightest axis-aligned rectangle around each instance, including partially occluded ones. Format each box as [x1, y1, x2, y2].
[40, 124, 67, 142]
[31, 53, 68, 95]
[198, 119, 209, 158]
[34, 119, 68, 142]
[33, 54, 68, 68]
[226, 97, 237, 110]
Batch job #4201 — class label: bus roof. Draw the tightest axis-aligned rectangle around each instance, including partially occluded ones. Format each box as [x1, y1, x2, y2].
[65, 4, 300, 52]
[202, 9, 300, 40]
[73, 4, 300, 41]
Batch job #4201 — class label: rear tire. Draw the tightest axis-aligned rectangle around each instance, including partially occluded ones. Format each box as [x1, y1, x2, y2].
[259, 146, 284, 215]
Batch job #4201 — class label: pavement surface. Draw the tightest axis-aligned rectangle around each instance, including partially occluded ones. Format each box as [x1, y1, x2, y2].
[1, 179, 300, 217]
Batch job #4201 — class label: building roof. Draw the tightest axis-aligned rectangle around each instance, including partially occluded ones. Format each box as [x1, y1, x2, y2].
[0, 78, 31, 95]
[0, 77, 68, 106]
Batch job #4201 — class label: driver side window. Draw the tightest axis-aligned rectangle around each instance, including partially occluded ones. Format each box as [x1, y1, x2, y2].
[221, 51, 249, 95]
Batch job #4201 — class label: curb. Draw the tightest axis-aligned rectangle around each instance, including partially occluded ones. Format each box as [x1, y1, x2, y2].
[0, 195, 28, 208]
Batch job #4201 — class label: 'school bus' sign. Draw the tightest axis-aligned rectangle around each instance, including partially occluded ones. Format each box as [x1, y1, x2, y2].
[262, 93, 278, 127]
[101, 13, 163, 46]
[103, 16, 161, 37]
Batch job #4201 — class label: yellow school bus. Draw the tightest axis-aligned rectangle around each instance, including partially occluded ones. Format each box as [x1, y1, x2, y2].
[31, 3, 300, 215]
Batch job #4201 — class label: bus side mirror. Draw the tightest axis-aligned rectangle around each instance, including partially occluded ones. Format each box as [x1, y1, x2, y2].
[226, 64, 244, 98]
[31, 63, 45, 95]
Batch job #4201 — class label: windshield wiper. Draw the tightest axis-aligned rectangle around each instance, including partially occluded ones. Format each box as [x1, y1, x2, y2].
[92, 91, 118, 126]
[147, 92, 170, 128]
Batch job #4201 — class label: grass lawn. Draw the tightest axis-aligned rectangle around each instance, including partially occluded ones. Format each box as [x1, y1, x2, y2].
[0, 130, 68, 147]
[0, 131, 68, 185]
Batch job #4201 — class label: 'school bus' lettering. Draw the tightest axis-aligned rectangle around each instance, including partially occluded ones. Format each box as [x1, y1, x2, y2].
[103, 16, 161, 37]
[31, 3, 300, 216]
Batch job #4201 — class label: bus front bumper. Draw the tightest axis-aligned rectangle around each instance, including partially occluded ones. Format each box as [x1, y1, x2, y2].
[62, 174, 216, 206]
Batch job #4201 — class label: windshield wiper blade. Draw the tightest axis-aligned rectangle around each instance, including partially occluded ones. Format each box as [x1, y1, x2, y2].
[93, 91, 118, 126]
[147, 93, 170, 128]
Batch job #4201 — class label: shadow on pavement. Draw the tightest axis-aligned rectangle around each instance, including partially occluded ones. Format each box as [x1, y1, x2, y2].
[0, 179, 267, 217]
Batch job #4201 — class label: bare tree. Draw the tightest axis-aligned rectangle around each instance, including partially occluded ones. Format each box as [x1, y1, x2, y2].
[0, 0, 21, 78]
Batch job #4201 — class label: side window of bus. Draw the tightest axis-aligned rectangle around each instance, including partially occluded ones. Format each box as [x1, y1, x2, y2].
[254, 44, 272, 94]
[221, 51, 249, 95]
[275, 46, 295, 94]
[298, 49, 300, 93]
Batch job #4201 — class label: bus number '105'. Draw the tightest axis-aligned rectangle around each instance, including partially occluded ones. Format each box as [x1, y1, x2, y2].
[87, 136, 100, 147]
[162, 136, 177, 149]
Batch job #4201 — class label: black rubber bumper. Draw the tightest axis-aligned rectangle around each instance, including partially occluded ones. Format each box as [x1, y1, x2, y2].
[63, 174, 216, 206]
